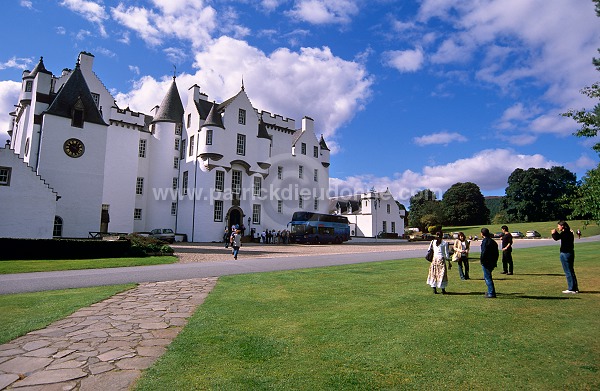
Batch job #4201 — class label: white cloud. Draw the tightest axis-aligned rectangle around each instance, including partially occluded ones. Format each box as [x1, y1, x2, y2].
[56, 26, 66, 35]
[0, 57, 32, 70]
[413, 131, 467, 146]
[163, 47, 187, 65]
[20, 1, 33, 10]
[382, 48, 424, 72]
[287, 0, 360, 25]
[59, 0, 108, 37]
[128, 65, 140, 75]
[330, 149, 561, 203]
[0, 81, 23, 145]
[110, 0, 217, 48]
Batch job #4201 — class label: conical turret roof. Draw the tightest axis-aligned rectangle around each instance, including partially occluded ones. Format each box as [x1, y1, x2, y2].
[203, 101, 224, 128]
[152, 77, 184, 123]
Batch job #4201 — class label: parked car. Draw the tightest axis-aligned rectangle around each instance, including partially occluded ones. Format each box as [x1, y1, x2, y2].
[526, 230, 541, 238]
[408, 233, 435, 242]
[493, 232, 503, 238]
[149, 228, 175, 243]
[511, 231, 524, 238]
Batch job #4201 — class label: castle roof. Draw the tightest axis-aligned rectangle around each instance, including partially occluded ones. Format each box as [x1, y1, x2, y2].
[319, 134, 330, 151]
[203, 101, 224, 128]
[152, 77, 184, 123]
[45, 63, 107, 126]
[25, 57, 52, 79]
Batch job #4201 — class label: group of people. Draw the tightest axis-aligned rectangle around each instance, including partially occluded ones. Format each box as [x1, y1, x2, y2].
[426, 221, 579, 297]
[258, 229, 291, 244]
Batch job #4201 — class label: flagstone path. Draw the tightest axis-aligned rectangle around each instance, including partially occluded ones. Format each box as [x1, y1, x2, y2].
[0, 277, 217, 390]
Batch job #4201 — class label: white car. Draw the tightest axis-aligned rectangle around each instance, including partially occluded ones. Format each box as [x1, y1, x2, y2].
[149, 228, 175, 243]
[526, 230, 541, 238]
[511, 231, 524, 238]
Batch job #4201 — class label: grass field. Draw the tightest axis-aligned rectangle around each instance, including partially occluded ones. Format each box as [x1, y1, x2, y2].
[445, 219, 599, 239]
[134, 242, 600, 391]
[0, 284, 135, 344]
[0, 256, 178, 274]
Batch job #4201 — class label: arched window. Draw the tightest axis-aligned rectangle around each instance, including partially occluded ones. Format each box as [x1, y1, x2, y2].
[72, 98, 84, 128]
[53, 216, 63, 237]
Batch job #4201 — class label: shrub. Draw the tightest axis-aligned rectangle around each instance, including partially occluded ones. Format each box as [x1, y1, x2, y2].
[126, 234, 174, 256]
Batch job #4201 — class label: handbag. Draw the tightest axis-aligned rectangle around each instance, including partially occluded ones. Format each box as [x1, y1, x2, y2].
[425, 242, 434, 262]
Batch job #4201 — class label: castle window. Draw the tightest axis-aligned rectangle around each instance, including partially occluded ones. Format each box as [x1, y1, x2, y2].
[175, 123, 182, 135]
[277, 200, 283, 214]
[215, 171, 224, 192]
[91, 93, 100, 108]
[238, 109, 246, 125]
[24, 138, 30, 157]
[383, 221, 387, 233]
[171, 202, 177, 216]
[172, 177, 178, 189]
[139, 140, 147, 158]
[25, 81, 33, 92]
[298, 165, 303, 179]
[253, 176, 262, 197]
[0, 167, 12, 186]
[214, 200, 223, 222]
[182, 171, 189, 196]
[206, 129, 213, 145]
[136, 177, 144, 195]
[313, 169, 318, 182]
[314, 146, 319, 158]
[236, 134, 246, 156]
[232, 170, 242, 195]
[299, 197, 304, 209]
[277, 166, 283, 180]
[252, 204, 261, 224]
[53, 216, 63, 237]
[174, 138, 180, 151]
[72, 98, 84, 128]
[134, 208, 142, 220]
[392, 222, 396, 233]
[187, 113, 191, 128]
[301, 143, 306, 155]
[314, 198, 319, 211]
[189, 135, 195, 157]
[173, 157, 179, 170]
[387, 204, 391, 214]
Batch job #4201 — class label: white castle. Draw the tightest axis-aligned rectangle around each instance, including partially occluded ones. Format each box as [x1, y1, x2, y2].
[0, 52, 331, 242]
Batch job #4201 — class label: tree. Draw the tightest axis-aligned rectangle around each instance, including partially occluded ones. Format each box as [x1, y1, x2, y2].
[442, 182, 489, 226]
[561, 0, 600, 155]
[504, 167, 577, 222]
[570, 163, 600, 223]
[408, 189, 442, 231]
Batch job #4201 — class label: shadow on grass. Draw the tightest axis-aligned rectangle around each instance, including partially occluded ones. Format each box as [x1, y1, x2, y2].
[500, 292, 576, 300]
[516, 273, 565, 277]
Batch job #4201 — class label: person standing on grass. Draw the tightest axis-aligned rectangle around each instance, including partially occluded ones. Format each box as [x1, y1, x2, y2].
[551, 221, 579, 294]
[480, 228, 499, 298]
[231, 228, 242, 260]
[500, 225, 514, 275]
[426, 232, 451, 294]
[452, 232, 470, 280]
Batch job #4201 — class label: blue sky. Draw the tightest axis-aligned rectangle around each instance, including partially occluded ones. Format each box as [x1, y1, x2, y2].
[1, 0, 599, 204]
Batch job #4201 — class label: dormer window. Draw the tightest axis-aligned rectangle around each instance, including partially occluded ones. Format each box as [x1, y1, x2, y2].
[91, 93, 100, 108]
[25, 81, 33, 92]
[72, 98, 84, 128]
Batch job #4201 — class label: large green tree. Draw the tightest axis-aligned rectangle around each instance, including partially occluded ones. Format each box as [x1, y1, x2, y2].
[442, 182, 489, 226]
[408, 189, 442, 231]
[570, 163, 600, 223]
[503, 167, 577, 222]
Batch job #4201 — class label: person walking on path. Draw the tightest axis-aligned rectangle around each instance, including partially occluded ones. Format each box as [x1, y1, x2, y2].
[551, 221, 579, 294]
[426, 232, 451, 294]
[452, 232, 470, 280]
[223, 227, 230, 248]
[480, 228, 499, 298]
[231, 228, 242, 260]
[500, 225, 514, 275]
[577, 229, 581, 239]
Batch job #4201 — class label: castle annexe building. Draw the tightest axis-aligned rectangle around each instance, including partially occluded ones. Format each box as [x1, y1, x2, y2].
[1, 52, 331, 241]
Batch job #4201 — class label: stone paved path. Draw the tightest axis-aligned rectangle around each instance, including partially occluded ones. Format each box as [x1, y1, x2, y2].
[0, 277, 218, 390]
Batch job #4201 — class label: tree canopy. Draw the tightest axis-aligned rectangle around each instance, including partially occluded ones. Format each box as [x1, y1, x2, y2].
[408, 189, 441, 231]
[442, 182, 489, 226]
[503, 167, 577, 222]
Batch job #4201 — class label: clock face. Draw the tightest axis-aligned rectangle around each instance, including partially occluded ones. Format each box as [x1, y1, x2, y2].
[63, 138, 85, 158]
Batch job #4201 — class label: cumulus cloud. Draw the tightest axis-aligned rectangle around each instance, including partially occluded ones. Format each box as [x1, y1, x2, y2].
[110, 0, 217, 48]
[382, 48, 425, 72]
[413, 131, 467, 146]
[59, 0, 108, 37]
[287, 0, 360, 25]
[330, 149, 562, 204]
[0, 81, 22, 145]
[0, 57, 32, 70]
[20, 0, 34, 10]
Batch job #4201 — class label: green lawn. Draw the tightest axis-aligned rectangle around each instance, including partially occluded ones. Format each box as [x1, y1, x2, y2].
[135, 242, 600, 391]
[445, 219, 599, 239]
[0, 284, 135, 344]
[0, 256, 178, 274]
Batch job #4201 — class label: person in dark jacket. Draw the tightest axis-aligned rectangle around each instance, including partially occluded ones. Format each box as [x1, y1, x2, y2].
[500, 225, 513, 275]
[551, 221, 579, 294]
[480, 228, 499, 298]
